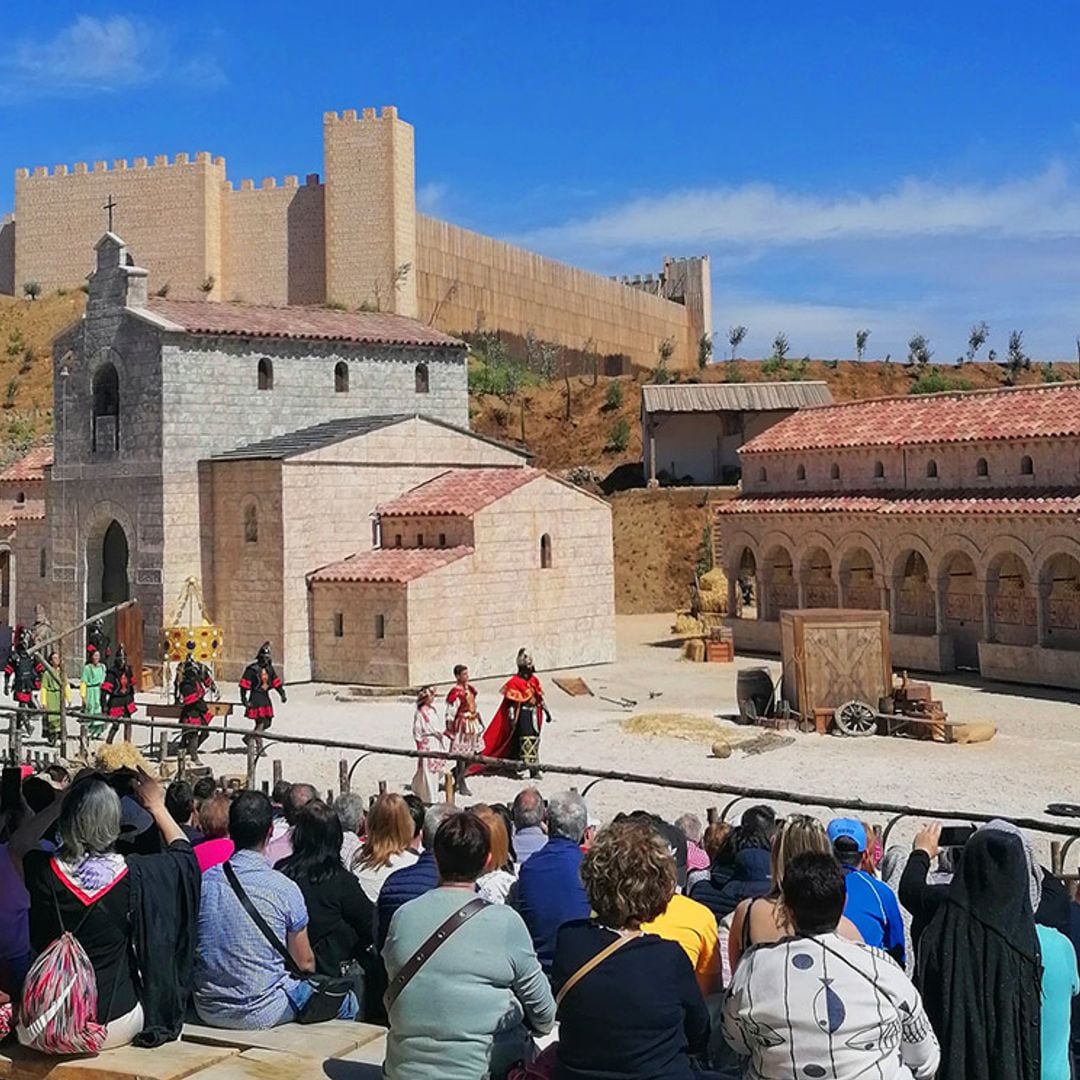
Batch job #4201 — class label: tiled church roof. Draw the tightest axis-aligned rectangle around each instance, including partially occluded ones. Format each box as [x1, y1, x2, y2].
[0, 445, 52, 482]
[716, 493, 1080, 516]
[141, 298, 465, 349]
[376, 468, 541, 517]
[740, 382, 1080, 454]
[309, 546, 473, 583]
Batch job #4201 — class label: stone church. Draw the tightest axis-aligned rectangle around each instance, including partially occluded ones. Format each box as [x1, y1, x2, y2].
[16, 235, 615, 684]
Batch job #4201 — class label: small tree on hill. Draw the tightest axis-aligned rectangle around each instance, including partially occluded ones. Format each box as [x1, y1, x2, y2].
[907, 333, 932, 368]
[1007, 330, 1029, 376]
[654, 336, 675, 384]
[771, 332, 790, 361]
[855, 328, 871, 361]
[697, 333, 713, 370]
[727, 324, 748, 361]
[965, 320, 989, 363]
[22, 281, 40, 301]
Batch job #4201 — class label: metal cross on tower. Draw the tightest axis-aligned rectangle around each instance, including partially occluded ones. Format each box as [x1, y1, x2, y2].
[103, 194, 117, 232]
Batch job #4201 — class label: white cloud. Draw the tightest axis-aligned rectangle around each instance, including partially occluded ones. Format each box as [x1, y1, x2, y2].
[523, 163, 1080, 250]
[0, 15, 225, 98]
[417, 181, 447, 215]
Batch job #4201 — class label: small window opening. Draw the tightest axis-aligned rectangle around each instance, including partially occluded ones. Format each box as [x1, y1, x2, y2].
[334, 361, 349, 393]
[926, 460, 938, 478]
[438, 533, 447, 548]
[39, 548, 46, 579]
[976, 457, 989, 477]
[375, 614, 385, 640]
[394, 534, 402, 548]
[257, 357, 273, 390]
[873, 461, 885, 479]
[540, 533, 552, 569]
[333, 613, 344, 638]
[1020, 455, 1034, 476]
[757, 467, 767, 483]
[243, 502, 258, 543]
[416, 534, 424, 547]
[16, 491, 25, 504]
[795, 464, 806, 482]
[830, 463, 841, 480]
[415, 363, 430, 394]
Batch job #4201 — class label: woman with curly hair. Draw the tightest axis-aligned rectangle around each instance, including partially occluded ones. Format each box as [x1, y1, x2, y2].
[551, 818, 717, 1079]
[727, 814, 861, 973]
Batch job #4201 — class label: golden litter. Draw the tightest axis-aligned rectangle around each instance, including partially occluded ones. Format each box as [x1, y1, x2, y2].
[94, 742, 156, 775]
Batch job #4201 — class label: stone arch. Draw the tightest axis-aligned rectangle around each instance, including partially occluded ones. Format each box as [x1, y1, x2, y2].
[893, 548, 935, 635]
[939, 547, 983, 669]
[91, 361, 120, 452]
[724, 539, 761, 620]
[761, 539, 797, 621]
[799, 544, 837, 609]
[1033, 536, 1080, 583]
[886, 533, 934, 584]
[979, 535, 1036, 585]
[0, 540, 13, 625]
[986, 547, 1037, 647]
[720, 530, 760, 581]
[84, 502, 137, 612]
[836, 534, 885, 611]
[1040, 550, 1080, 650]
[794, 531, 836, 573]
[928, 534, 981, 585]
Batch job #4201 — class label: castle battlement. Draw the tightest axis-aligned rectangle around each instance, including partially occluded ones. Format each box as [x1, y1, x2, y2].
[16, 153, 225, 180]
[227, 173, 322, 192]
[324, 105, 400, 125]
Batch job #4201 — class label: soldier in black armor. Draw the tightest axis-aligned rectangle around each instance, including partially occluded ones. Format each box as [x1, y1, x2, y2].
[101, 643, 136, 744]
[5, 625, 43, 736]
[174, 641, 218, 763]
[239, 641, 286, 755]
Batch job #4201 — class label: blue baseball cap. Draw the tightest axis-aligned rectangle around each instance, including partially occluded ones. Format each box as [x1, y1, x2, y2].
[827, 818, 867, 852]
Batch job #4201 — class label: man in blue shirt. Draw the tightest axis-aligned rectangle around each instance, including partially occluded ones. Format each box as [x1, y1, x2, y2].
[511, 790, 591, 972]
[828, 818, 906, 967]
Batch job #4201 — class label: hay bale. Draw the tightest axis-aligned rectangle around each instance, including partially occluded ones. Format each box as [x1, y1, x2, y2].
[698, 590, 728, 614]
[673, 614, 704, 637]
[711, 737, 732, 759]
[683, 638, 706, 662]
[950, 722, 997, 745]
[699, 568, 729, 594]
[94, 742, 156, 775]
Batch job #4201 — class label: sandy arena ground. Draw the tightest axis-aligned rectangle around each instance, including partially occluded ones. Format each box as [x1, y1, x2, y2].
[139, 615, 1080, 857]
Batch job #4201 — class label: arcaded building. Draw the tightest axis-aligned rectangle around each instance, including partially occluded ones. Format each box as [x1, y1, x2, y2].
[16, 233, 615, 684]
[2, 106, 709, 370]
[715, 383, 1080, 691]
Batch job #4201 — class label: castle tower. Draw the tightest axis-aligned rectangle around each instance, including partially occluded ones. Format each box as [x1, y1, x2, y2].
[323, 106, 418, 317]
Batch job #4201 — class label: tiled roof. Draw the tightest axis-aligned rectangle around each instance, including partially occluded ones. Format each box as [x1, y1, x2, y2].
[0, 498, 45, 529]
[642, 381, 832, 413]
[0, 446, 52, 483]
[377, 467, 542, 518]
[138, 298, 465, 349]
[740, 382, 1080, 454]
[716, 493, 1080, 516]
[309, 545, 473, 583]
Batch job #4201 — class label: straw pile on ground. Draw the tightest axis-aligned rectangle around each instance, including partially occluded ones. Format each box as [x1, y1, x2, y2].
[697, 568, 730, 613]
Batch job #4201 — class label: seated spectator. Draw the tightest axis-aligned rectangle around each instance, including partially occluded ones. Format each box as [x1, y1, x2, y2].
[383, 811, 554, 1079]
[676, 812, 710, 875]
[354, 793, 419, 902]
[728, 814, 862, 972]
[377, 802, 455, 951]
[0, 836, 29, 997]
[828, 817, 905, 966]
[334, 791, 366, 871]
[194, 793, 235, 873]
[194, 790, 357, 1027]
[689, 805, 774, 922]
[165, 780, 203, 845]
[724, 851, 939, 1080]
[688, 821, 731, 892]
[915, 824, 1043, 1080]
[552, 819, 712, 1079]
[403, 793, 426, 848]
[512, 787, 547, 865]
[192, 776, 216, 809]
[11, 769, 199, 1048]
[45, 763, 70, 789]
[264, 782, 317, 866]
[512, 790, 591, 972]
[268, 779, 291, 843]
[619, 810, 689, 891]
[473, 804, 517, 903]
[276, 800, 374, 980]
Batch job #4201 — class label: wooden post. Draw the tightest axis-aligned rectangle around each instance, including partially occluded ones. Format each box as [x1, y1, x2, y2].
[58, 655, 67, 757]
[246, 739, 258, 791]
[444, 771, 455, 805]
[378, 779, 387, 796]
[338, 759, 350, 795]
[272, 759, 283, 788]
[177, 746, 187, 779]
[10, 711, 21, 765]
[1051, 840, 1064, 880]
[706, 806, 718, 825]
[123, 721, 133, 743]
[261, 780, 269, 795]
[158, 733, 168, 763]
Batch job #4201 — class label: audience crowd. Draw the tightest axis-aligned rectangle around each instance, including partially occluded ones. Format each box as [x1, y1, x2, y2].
[1, 758, 1079, 1080]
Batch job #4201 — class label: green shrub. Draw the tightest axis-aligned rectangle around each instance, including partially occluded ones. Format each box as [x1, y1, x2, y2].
[604, 381, 624, 410]
[1042, 363, 1066, 384]
[909, 371, 972, 395]
[607, 417, 630, 452]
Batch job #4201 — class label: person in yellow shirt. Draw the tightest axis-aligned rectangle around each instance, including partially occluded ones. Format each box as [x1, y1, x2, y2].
[641, 890, 723, 997]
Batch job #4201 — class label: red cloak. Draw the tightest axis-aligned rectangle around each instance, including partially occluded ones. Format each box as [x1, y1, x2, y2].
[469, 673, 544, 774]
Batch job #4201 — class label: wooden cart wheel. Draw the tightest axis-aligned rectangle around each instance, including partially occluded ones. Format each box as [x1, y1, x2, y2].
[834, 699, 878, 737]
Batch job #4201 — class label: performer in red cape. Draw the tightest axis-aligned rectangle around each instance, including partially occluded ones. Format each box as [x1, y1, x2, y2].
[471, 648, 550, 779]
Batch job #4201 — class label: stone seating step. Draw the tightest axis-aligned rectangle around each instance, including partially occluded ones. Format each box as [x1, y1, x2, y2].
[0, 1040, 236, 1080]
[179, 1020, 383, 1060]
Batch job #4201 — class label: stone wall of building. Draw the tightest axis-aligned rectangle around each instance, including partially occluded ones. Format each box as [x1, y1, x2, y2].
[0, 216, 13, 296]
[223, 177, 326, 305]
[415, 215, 703, 368]
[12, 155, 226, 299]
[311, 581, 410, 686]
[742, 435, 1080, 495]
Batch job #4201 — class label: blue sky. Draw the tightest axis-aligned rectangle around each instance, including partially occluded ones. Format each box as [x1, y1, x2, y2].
[2, 2, 1080, 360]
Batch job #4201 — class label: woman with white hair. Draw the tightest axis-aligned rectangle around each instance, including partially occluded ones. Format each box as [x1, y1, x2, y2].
[9, 769, 198, 1049]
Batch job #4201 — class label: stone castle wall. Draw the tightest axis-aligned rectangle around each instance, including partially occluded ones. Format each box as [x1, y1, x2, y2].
[415, 215, 702, 367]
[3, 108, 708, 369]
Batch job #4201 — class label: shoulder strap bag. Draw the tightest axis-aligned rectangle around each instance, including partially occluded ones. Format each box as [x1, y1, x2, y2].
[383, 896, 487, 1011]
[223, 861, 354, 1024]
[555, 930, 640, 1011]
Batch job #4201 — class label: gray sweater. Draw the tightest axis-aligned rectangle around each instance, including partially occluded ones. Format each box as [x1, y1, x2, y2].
[383, 886, 556, 1080]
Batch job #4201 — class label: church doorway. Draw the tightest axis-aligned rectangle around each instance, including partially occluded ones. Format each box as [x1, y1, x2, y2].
[101, 521, 130, 604]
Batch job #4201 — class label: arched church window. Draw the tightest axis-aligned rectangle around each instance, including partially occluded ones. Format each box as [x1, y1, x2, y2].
[795, 464, 806, 482]
[92, 362, 120, 452]
[243, 501, 258, 543]
[873, 461, 885, 479]
[258, 358, 274, 391]
[415, 363, 430, 394]
[16, 492, 24, 504]
[830, 463, 841, 480]
[926, 459, 938, 478]
[1020, 454, 1034, 476]
[757, 467, 767, 483]
[540, 533, 553, 569]
[976, 457, 989, 477]
[334, 361, 349, 393]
